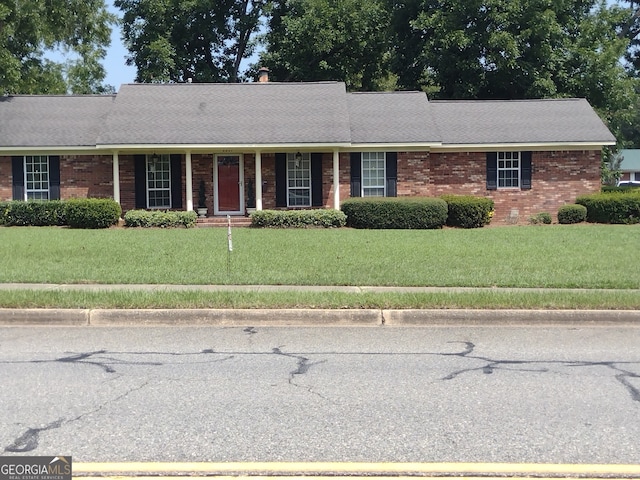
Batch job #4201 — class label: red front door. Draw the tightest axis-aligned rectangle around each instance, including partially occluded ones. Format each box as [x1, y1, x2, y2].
[216, 155, 241, 213]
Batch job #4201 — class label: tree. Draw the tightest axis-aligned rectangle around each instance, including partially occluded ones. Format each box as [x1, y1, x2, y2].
[116, 0, 268, 83]
[392, 0, 617, 98]
[260, 0, 393, 91]
[390, 0, 638, 145]
[0, 0, 114, 94]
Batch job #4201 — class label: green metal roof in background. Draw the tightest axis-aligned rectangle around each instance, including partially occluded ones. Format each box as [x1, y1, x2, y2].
[619, 149, 640, 170]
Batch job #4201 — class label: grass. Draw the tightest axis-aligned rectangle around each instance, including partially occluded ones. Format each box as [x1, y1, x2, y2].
[0, 289, 638, 310]
[0, 224, 638, 309]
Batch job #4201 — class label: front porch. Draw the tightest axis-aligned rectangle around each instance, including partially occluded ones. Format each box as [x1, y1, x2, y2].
[111, 150, 344, 216]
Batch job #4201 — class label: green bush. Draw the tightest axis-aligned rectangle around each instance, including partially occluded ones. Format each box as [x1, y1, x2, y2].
[124, 209, 198, 228]
[441, 195, 495, 228]
[529, 212, 552, 225]
[251, 209, 346, 228]
[576, 192, 640, 224]
[65, 198, 121, 229]
[557, 204, 587, 224]
[341, 197, 448, 229]
[0, 201, 66, 226]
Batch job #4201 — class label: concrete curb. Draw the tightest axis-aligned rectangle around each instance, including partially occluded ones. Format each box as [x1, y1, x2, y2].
[383, 309, 640, 325]
[0, 308, 639, 327]
[0, 308, 90, 326]
[89, 309, 382, 326]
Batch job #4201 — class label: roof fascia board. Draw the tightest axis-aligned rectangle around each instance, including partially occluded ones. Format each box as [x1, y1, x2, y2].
[346, 143, 441, 151]
[0, 147, 103, 155]
[431, 142, 615, 152]
[95, 143, 352, 152]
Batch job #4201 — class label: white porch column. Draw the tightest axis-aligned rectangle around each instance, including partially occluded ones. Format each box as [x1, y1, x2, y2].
[255, 150, 263, 211]
[112, 151, 120, 205]
[333, 149, 340, 210]
[185, 150, 193, 211]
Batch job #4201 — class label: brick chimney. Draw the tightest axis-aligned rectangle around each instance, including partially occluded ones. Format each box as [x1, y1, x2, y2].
[258, 67, 270, 83]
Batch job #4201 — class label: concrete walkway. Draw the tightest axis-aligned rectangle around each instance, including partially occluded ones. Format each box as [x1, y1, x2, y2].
[0, 283, 638, 327]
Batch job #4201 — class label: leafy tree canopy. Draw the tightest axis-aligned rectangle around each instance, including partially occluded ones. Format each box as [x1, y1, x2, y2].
[0, 0, 115, 94]
[260, 0, 393, 91]
[115, 0, 267, 83]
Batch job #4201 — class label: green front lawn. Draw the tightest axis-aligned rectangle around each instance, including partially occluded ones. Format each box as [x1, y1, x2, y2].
[0, 224, 638, 309]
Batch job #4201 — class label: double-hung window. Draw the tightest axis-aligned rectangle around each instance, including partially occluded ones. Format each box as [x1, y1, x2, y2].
[497, 152, 520, 188]
[362, 152, 386, 197]
[287, 152, 311, 207]
[147, 154, 172, 208]
[25, 155, 50, 200]
[487, 151, 532, 190]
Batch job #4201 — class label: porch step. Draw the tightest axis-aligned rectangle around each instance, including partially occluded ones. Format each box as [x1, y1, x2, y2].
[196, 216, 253, 228]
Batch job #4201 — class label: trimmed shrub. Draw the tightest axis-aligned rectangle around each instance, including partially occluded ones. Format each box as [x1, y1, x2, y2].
[557, 204, 587, 224]
[341, 197, 448, 229]
[529, 212, 552, 225]
[576, 192, 640, 224]
[441, 195, 495, 228]
[65, 198, 121, 229]
[251, 209, 346, 228]
[0, 200, 66, 226]
[124, 209, 198, 228]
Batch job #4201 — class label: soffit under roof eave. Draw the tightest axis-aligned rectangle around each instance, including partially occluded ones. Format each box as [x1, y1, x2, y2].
[430, 141, 616, 152]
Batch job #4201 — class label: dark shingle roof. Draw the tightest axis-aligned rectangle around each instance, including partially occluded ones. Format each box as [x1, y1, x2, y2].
[0, 85, 616, 150]
[97, 82, 352, 146]
[429, 98, 616, 145]
[0, 95, 115, 147]
[347, 91, 440, 144]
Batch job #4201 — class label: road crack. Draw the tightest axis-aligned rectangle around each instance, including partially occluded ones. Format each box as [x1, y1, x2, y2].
[272, 347, 328, 399]
[440, 343, 640, 403]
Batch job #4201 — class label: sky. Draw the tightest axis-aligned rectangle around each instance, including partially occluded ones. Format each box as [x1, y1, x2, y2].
[103, 1, 136, 90]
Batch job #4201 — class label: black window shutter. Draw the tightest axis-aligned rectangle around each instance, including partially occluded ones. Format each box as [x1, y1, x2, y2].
[350, 152, 361, 197]
[486, 152, 498, 190]
[311, 153, 323, 207]
[275, 153, 287, 207]
[170, 154, 183, 208]
[385, 152, 397, 197]
[521, 151, 532, 190]
[134, 155, 147, 208]
[49, 155, 61, 200]
[11, 156, 24, 201]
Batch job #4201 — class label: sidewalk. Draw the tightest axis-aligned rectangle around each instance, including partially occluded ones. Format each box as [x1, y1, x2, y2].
[0, 283, 638, 327]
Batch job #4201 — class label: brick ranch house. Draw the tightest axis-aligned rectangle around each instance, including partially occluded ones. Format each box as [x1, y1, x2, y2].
[0, 79, 616, 223]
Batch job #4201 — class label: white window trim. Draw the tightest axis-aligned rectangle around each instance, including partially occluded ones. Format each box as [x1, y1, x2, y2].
[361, 152, 386, 197]
[146, 154, 172, 209]
[24, 155, 50, 201]
[286, 152, 312, 207]
[497, 151, 521, 189]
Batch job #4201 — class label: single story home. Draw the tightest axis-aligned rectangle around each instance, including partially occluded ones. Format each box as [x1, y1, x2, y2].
[0, 76, 616, 223]
[618, 149, 640, 185]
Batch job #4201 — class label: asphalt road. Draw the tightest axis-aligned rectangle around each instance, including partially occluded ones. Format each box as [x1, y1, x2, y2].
[1, 324, 639, 464]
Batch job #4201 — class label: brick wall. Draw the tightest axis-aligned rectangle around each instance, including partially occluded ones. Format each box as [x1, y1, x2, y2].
[0, 154, 114, 202]
[60, 155, 113, 200]
[394, 150, 601, 223]
[2, 150, 602, 224]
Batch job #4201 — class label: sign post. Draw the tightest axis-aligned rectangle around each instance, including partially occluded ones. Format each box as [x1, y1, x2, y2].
[227, 215, 233, 278]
